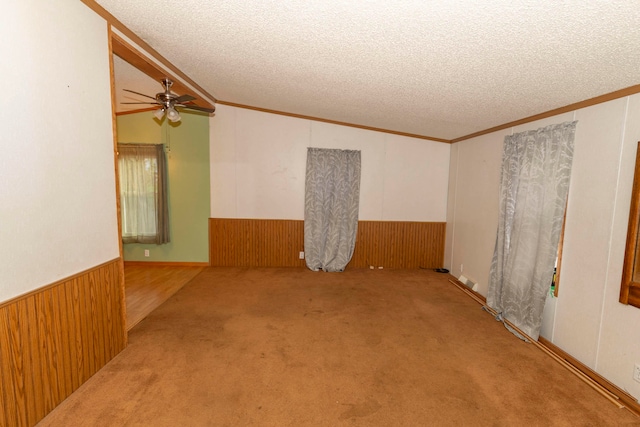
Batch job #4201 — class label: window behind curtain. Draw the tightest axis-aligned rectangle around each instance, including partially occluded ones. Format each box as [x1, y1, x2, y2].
[117, 143, 169, 245]
[304, 147, 361, 272]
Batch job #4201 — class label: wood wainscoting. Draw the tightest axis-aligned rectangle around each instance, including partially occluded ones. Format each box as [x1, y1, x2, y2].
[351, 221, 446, 268]
[0, 258, 126, 427]
[209, 218, 446, 269]
[209, 218, 305, 267]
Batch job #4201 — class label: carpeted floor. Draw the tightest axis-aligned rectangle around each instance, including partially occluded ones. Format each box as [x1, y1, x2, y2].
[38, 268, 640, 426]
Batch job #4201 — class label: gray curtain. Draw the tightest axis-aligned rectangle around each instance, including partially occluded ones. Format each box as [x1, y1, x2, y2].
[304, 148, 361, 272]
[118, 143, 170, 245]
[487, 121, 577, 340]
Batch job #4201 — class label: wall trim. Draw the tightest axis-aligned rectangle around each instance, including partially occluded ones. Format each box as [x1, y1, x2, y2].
[109, 32, 216, 112]
[216, 101, 449, 143]
[538, 337, 640, 417]
[124, 261, 210, 268]
[0, 257, 121, 309]
[116, 107, 157, 116]
[450, 84, 640, 143]
[80, 0, 216, 106]
[447, 276, 640, 417]
[107, 25, 128, 348]
[83, 0, 640, 145]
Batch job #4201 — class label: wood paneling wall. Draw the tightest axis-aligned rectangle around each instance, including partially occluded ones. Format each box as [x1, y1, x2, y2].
[351, 221, 445, 268]
[209, 218, 306, 267]
[0, 259, 125, 427]
[209, 218, 446, 269]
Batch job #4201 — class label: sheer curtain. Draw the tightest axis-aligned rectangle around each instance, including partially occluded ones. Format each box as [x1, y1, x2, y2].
[117, 143, 169, 245]
[487, 121, 577, 340]
[304, 148, 361, 272]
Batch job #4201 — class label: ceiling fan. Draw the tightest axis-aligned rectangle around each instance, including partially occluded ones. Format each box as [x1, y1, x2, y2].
[122, 78, 216, 122]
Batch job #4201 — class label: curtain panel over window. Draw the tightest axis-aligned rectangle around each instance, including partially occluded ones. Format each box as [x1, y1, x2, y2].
[117, 143, 170, 245]
[487, 121, 577, 340]
[304, 147, 361, 272]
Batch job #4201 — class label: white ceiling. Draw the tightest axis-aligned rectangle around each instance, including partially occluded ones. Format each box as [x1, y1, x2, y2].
[101, 0, 640, 141]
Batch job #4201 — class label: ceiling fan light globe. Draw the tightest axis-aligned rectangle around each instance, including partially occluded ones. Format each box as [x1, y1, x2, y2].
[153, 108, 165, 120]
[167, 107, 181, 122]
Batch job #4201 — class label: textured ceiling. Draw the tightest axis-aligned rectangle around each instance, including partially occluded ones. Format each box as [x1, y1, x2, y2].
[100, 0, 640, 140]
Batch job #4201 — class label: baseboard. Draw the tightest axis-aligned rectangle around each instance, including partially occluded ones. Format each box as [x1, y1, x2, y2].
[449, 276, 487, 304]
[447, 274, 640, 417]
[124, 261, 209, 267]
[538, 337, 640, 417]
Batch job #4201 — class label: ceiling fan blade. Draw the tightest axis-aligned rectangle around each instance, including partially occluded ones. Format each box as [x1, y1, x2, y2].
[175, 94, 196, 103]
[178, 104, 216, 113]
[123, 89, 157, 100]
[121, 102, 160, 105]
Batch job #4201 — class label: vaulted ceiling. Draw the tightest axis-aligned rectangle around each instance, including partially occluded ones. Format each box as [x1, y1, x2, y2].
[101, 0, 640, 141]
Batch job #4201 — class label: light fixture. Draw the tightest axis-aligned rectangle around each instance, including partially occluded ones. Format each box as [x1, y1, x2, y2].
[153, 108, 165, 120]
[152, 105, 181, 122]
[166, 106, 181, 122]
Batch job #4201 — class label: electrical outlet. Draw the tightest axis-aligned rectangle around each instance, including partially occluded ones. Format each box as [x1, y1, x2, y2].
[634, 364, 640, 383]
[460, 264, 464, 273]
[299, 251, 304, 260]
[144, 249, 150, 257]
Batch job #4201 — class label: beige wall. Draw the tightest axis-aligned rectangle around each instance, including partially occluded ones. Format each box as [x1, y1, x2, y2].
[210, 105, 450, 221]
[446, 93, 640, 400]
[0, 1, 119, 302]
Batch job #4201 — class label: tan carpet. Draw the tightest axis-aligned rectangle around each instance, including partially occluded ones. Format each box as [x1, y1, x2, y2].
[38, 268, 640, 426]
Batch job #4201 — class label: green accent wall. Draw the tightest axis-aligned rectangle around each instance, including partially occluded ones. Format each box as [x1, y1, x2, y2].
[116, 111, 210, 263]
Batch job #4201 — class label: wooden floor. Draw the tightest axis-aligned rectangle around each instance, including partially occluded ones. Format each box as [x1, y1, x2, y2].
[124, 264, 205, 330]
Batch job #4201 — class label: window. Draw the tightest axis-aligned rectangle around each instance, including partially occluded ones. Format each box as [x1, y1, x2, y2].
[620, 142, 640, 308]
[117, 143, 169, 245]
[551, 206, 568, 297]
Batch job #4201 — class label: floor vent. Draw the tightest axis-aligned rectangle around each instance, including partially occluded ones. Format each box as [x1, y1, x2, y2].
[458, 274, 478, 292]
